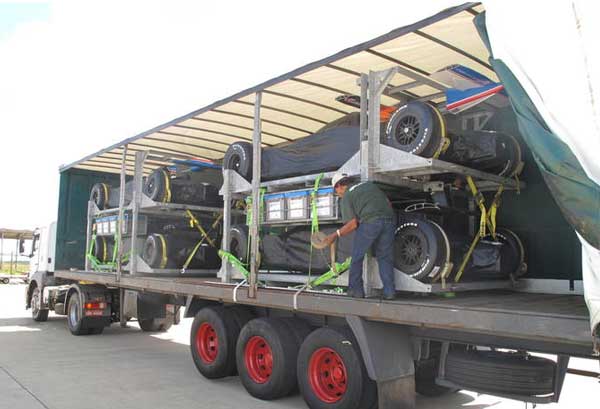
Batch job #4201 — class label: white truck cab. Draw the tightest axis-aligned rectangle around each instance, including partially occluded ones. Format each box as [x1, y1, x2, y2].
[27, 222, 57, 277]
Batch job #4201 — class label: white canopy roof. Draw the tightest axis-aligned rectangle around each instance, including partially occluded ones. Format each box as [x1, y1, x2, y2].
[61, 2, 487, 175]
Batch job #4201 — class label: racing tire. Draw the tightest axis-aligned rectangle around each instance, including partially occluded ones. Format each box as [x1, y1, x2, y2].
[31, 286, 49, 322]
[191, 306, 240, 379]
[394, 219, 448, 281]
[445, 350, 555, 396]
[385, 101, 436, 156]
[89, 183, 110, 210]
[223, 142, 253, 181]
[236, 318, 299, 400]
[229, 225, 249, 264]
[144, 167, 170, 203]
[297, 326, 377, 409]
[141, 234, 168, 269]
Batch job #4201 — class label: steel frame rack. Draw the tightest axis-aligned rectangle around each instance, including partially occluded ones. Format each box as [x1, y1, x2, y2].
[84, 149, 226, 278]
[219, 66, 526, 296]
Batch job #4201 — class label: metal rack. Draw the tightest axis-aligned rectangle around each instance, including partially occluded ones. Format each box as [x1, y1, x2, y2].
[218, 66, 526, 296]
[84, 149, 225, 278]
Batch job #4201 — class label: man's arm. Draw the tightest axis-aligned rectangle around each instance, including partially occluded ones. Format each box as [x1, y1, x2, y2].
[325, 217, 358, 245]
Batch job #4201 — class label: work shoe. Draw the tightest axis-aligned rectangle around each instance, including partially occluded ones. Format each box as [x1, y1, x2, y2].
[383, 292, 396, 301]
[347, 289, 365, 298]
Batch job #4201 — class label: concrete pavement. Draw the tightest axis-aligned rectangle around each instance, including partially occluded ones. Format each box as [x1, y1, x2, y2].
[1, 283, 598, 409]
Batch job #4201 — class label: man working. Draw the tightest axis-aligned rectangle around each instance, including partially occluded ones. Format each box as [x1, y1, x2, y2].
[322, 172, 396, 299]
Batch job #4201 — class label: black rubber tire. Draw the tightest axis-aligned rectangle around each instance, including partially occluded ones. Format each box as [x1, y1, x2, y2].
[394, 219, 447, 281]
[31, 287, 49, 322]
[478, 228, 525, 279]
[445, 350, 556, 396]
[67, 292, 88, 336]
[93, 236, 114, 263]
[227, 305, 255, 330]
[1, 277, 9, 284]
[280, 317, 313, 348]
[138, 316, 174, 332]
[297, 326, 377, 409]
[223, 142, 253, 181]
[415, 358, 454, 397]
[88, 327, 104, 335]
[190, 306, 240, 379]
[90, 183, 109, 210]
[143, 167, 169, 202]
[229, 225, 249, 264]
[236, 318, 299, 400]
[385, 101, 436, 155]
[141, 234, 167, 269]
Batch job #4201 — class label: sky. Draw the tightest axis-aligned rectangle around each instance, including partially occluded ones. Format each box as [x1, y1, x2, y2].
[0, 0, 464, 235]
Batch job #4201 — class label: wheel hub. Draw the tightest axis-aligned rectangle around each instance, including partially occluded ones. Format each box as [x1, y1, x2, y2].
[396, 115, 420, 146]
[308, 347, 347, 403]
[245, 336, 273, 384]
[196, 322, 219, 364]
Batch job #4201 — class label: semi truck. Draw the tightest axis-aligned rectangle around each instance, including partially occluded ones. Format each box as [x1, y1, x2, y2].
[22, 3, 599, 409]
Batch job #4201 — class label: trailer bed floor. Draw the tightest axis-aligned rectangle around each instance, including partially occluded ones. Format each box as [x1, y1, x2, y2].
[55, 271, 594, 356]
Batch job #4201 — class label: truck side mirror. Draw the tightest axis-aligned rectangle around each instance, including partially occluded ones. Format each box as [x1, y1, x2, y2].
[19, 238, 26, 255]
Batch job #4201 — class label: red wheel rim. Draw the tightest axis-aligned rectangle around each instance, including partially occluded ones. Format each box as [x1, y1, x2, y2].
[308, 347, 348, 403]
[244, 336, 273, 384]
[195, 323, 218, 364]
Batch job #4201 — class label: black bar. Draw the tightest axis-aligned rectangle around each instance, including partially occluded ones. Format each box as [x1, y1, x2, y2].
[414, 30, 492, 70]
[212, 109, 310, 136]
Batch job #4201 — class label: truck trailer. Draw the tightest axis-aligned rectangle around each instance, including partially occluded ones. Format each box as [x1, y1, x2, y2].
[23, 3, 599, 409]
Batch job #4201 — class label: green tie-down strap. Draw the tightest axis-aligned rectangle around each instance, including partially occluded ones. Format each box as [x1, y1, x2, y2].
[219, 250, 250, 279]
[308, 257, 352, 288]
[310, 173, 324, 234]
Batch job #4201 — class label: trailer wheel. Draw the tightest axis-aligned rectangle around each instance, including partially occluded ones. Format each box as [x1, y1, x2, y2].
[297, 327, 377, 409]
[1, 277, 9, 284]
[138, 317, 173, 332]
[445, 350, 555, 396]
[67, 292, 88, 336]
[31, 287, 49, 322]
[190, 306, 240, 379]
[236, 318, 299, 400]
[223, 142, 253, 181]
[385, 101, 436, 156]
[280, 317, 313, 347]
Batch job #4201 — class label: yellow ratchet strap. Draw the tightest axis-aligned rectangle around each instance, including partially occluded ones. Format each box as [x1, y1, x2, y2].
[101, 183, 109, 206]
[156, 233, 168, 269]
[161, 169, 172, 203]
[185, 210, 217, 248]
[466, 176, 487, 238]
[182, 214, 223, 271]
[428, 103, 450, 159]
[101, 236, 107, 263]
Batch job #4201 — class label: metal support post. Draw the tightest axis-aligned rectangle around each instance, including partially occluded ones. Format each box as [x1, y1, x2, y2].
[84, 201, 93, 271]
[116, 145, 128, 280]
[129, 150, 147, 275]
[220, 170, 232, 283]
[362, 68, 398, 296]
[249, 92, 262, 298]
[1, 232, 4, 270]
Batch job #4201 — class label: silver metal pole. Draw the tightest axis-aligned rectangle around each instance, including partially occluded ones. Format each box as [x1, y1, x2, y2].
[249, 92, 262, 298]
[0, 232, 4, 271]
[84, 201, 93, 271]
[129, 150, 147, 275]
[220, 170, 232, 283]
[116, 145, 128, 280]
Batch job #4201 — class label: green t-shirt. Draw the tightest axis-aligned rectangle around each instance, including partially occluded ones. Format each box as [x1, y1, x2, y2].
[340, 181, 394, 223]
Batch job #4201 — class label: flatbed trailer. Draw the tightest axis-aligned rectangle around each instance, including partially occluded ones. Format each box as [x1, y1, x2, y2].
[55, 269, 592, 356]
[0, 274, 28, 284]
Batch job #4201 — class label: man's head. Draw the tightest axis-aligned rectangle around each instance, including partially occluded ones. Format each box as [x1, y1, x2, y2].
[332, 172, 350, 197]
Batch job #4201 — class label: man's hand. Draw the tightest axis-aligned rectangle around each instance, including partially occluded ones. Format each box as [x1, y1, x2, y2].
[324, 233, 337, 246]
